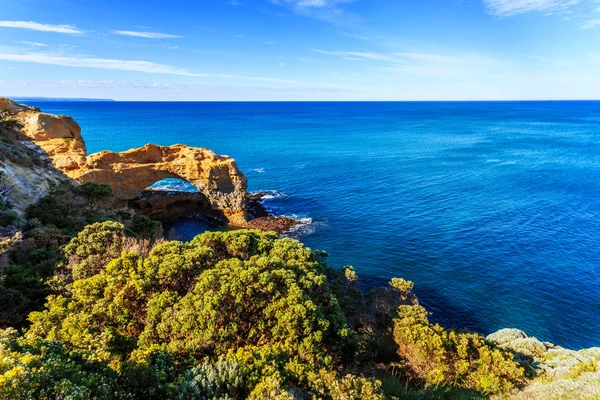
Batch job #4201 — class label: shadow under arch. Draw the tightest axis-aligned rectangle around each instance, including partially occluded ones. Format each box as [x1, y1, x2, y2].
[128, 177, 228, 224]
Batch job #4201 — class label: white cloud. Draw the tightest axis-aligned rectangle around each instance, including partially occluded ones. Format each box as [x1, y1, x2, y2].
[483, 0, 579, 16]
[276, 0, 349, 7]
[313, 49, 461, 64]
[112, 30, 182, 39]
[0, 21, 82, 34]
[581, 18, 600, 28]
[17, 41, 48, 47]
[0, 52, 200, 76]
[528, 55, 573, 65]
[0, 51, 344, 87]
[272, 0, 360, 25]
[313, 49, 398, 62]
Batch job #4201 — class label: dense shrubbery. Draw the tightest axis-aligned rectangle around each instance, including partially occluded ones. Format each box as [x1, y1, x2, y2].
[0, 219, 525, 399]
[393, 304, 524, 395]
[0, 182, 163, 332]
[0, 176, 527, 399]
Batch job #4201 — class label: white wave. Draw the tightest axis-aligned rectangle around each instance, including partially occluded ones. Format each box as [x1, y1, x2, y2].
[250, 167, 265, 173]
[256, 190, 287, 200]
[284, 218, 325, 238]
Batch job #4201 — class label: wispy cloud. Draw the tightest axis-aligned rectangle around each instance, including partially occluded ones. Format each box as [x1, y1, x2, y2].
[0, 21, 82, 34]
[313, 49, 461, 64]
[581, 18, 600, 28]
[0, 51, 343, 86]
[483, 0, 579, 16]
[272, 0, 361, 25]
[0, 52, 198, 76]
[529, 55, 573, 65]
[279, 0, 354, 7]
[16, 41, 48, 47]
[112, 30, 182, 39]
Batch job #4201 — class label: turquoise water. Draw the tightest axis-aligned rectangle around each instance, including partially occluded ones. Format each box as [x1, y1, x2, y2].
[33, 101, 600, 349]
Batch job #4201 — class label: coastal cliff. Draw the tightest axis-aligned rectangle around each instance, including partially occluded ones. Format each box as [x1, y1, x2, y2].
[1, 97, 599, 399]
[0, 98, 248, 224]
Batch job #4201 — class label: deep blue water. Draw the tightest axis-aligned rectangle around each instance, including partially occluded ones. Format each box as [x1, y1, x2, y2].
[32, 101, 600, 349]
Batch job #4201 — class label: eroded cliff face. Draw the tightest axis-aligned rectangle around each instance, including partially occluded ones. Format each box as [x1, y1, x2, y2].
[0, 109, 71, 215]
[0, 98, 248, 224]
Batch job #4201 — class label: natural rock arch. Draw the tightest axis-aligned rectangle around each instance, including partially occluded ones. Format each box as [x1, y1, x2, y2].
[72, 144, 248, 224]
[1, 98, 248, 224]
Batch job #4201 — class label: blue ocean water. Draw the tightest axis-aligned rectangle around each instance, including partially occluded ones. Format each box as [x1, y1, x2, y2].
[32, 101, 600, 349]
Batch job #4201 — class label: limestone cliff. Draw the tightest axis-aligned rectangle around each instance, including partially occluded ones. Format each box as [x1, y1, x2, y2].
[0, 98, 248, 224]
[0, 109, 71, 215]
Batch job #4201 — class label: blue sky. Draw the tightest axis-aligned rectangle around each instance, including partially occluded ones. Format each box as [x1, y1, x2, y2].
[0, 0, 599, 100]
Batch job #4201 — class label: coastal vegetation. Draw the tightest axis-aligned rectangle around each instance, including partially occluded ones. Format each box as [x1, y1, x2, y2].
[1, 203, 525, 398]
[1, 100, 599, 399]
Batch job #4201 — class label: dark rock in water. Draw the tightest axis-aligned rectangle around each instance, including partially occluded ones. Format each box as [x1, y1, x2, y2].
[247, 215, 301, 234]
[245, 192, 303, 233]
[130, 190, 304, 235]
[246, 192, 271, 219]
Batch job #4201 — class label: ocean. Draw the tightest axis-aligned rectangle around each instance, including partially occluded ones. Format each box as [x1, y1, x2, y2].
[31, 100, 600, 349]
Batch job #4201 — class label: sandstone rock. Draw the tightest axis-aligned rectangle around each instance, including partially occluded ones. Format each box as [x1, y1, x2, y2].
[73, 144, 247, 224]
[0, 98, 249, 225]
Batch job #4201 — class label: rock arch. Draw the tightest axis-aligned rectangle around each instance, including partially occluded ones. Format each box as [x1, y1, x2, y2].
[1, 98, 248, 225]
[72, 144, 248, 224]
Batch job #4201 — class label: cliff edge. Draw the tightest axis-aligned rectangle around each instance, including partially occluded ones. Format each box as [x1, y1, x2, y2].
[0, 98, 248, 224]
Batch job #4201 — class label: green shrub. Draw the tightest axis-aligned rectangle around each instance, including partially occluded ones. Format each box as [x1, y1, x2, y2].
[26, 226, 350, 391]
[26, 189, 76, 230]
[74, 182, 112, 210]
[393, 304, 524, 395]
[129, 215, 161, 239]
[0, 229, 68, 328]
[308, 369, 386, 400]
[0, 210, 19, 227]
[0, 328, 115, 400]
[176, 356, 246, 399]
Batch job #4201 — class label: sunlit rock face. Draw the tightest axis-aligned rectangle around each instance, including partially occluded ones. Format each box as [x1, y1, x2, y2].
[0, 98, 248, 224]
[76, 144, 248, 224]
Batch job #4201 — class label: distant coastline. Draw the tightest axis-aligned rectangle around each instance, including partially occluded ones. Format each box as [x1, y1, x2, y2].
[11, 97, 116, 102]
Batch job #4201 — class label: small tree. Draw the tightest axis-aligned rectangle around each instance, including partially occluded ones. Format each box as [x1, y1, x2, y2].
[75, 182, 112, 210]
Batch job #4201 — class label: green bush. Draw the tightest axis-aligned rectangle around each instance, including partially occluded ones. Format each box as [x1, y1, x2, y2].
[129, 215, 161, 238]
[393, 304, 524, 395]
[0, 210, 19, 227]
[21, 225, 351, 396]
[26, 189, 76, 230]
[0, 229, 68, 328]
[74, 182, 112, 210]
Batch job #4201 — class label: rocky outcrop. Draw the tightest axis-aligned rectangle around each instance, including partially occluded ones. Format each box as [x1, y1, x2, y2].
[3, 99, 87, 171]
[71, 144, 247, 224]
[129, 189, 216, 222]
[487, 328, 600, 399]
[0, 111, 71, 214]
[0, 98, 248, 224]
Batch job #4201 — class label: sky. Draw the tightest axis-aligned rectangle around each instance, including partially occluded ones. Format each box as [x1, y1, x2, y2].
[0, 0, 599, 100]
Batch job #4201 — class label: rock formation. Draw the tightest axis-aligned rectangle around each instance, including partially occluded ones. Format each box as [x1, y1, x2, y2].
[0, 98, 248, 224]
[487, 328, 600, 399]
[71, 144, 247, 224]
[0, 111, 69, 214]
